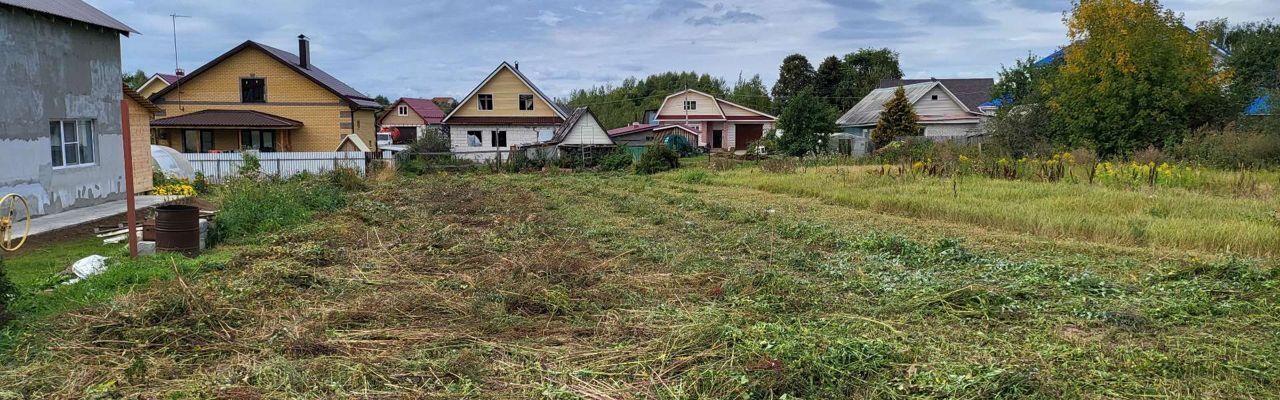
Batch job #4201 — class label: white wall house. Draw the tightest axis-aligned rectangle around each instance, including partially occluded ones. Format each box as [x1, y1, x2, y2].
[441, 62, 566, 162]
[837, 80, 989, 140]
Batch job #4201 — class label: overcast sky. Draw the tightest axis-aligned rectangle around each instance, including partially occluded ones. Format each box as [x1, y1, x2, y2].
[90, 0, 1278, 101]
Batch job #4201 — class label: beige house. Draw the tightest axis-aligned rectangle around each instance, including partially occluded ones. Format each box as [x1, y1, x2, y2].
[149, 35, 380, 153]
[377, 97, 446, 143]
[837, 80, 987, 138]
[136, 72, 180, 98]
[442, 62, 567, 161]
[654, 89, 776, 152]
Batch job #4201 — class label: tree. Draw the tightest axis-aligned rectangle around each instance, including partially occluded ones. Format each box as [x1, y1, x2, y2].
[374, 95, 391, 106]
[776, 90, 837, 157]
[870, 86, 919, 150]
[1051, 0, 1220, 156]
[122, 69, 147, 90]
[837, 48, 904, 111]
[991, 54, 1058, 106]
[566, 71, 728, 129]
[728, 73, 771, 112]
[815, 56, 844, 110]
[771, 54, 816, 113]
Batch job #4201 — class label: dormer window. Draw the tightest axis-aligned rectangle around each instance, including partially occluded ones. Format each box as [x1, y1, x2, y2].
[241, 78, 266, 103]
[519, 94, 535, 111]
[397, 105, 408, 116]
[478, 94, 494, 111]
[684, 100, 697, 111]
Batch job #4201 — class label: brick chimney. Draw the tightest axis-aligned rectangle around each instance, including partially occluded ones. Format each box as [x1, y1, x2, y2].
[298, 34, 310, 69]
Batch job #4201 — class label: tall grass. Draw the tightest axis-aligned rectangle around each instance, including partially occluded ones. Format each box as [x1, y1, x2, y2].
[689, 165, 1280, 255]
[213, 171, 351, 241]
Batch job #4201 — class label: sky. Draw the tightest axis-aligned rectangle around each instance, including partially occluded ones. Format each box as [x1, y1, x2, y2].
[90, 0, 1279, 101]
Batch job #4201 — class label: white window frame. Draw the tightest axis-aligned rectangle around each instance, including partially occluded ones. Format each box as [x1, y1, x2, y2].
[50, 119, 97, 169]
[519, 94, 535, 111]
[478, 94, 494, 111]
[684, 100, 697, 111]
[398, 105, 408, 116]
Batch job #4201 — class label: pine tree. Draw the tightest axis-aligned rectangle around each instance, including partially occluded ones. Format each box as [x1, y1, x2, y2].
[870, 86, 920, 150]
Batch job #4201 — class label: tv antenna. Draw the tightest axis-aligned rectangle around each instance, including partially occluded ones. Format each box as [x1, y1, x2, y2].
[170, 13, 191, 110]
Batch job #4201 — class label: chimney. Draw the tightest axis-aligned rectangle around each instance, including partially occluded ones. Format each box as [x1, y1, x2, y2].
[514, 61, 519, 70]
[175, 68, 185, 77]
[298, 34, 310, 69]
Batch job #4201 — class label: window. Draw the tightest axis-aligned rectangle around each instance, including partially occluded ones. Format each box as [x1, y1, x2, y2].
[467, 130, 483, 146]
[931, 95, 938, 101]
[398, 105, 408, 116]
[241, 78, 266, 103]
[49, 120, 96, 167]
[684, 100, 697, 110]
[490, 130, 507, 147]
[182, 130, 214, 153]
[478, 94, 493, 111]
[240, 130, 276, 152]
[536, 129, 554, 142]
[519, 94, 535, 111]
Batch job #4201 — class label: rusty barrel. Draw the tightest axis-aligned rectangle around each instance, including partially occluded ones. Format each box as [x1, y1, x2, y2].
[155, 205, 200, 256]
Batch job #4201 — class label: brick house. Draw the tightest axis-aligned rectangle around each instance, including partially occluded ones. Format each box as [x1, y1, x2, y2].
[377, 97, 447, 143]
[148, 35, 381, 153]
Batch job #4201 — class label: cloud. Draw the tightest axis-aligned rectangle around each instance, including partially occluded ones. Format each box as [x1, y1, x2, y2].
[1002, 0, 1067, 13]
[908, 0, 997, 26]
[686, 7, 765, 26]
[529, 10, 564, 27]
[649, 0, 705, 20]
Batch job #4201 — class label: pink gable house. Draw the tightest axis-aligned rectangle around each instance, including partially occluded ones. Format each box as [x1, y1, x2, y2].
[654, 89, 776, 152]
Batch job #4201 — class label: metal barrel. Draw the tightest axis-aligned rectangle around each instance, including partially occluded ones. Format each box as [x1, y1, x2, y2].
[154, 205, 200, 256]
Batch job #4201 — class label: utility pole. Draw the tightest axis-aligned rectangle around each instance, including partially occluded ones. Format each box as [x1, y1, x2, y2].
[170, 13, 191, 111]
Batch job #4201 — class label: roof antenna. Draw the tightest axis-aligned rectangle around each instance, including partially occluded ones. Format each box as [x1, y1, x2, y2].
[170, 13, 191, 111]
[514, 61, 519, 70]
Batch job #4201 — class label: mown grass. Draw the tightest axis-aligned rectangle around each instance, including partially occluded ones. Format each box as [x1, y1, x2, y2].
[682, 164, 1280, 256]
[0, 171, 1277, 398]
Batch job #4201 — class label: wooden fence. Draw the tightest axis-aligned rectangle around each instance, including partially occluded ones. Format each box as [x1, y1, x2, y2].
[181, 152, 369, 183]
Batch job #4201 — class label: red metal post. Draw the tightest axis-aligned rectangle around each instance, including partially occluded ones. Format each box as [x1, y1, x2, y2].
[120, 99, 138, 258]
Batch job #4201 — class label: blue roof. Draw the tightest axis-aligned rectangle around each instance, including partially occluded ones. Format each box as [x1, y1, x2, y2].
[1035, 49, 1064, 66]
[1246, 94, 1272, 115]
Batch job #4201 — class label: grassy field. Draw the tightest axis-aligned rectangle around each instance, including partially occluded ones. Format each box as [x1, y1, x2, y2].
[1, 168, 1277, 398]
[688, 163, 1280, 256]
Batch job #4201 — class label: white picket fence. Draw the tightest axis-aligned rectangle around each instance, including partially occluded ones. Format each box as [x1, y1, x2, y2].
[181, 152, 367, 183]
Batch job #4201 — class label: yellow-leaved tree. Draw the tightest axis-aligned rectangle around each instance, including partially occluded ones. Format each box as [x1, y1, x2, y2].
[1051, 0, 1224, 157]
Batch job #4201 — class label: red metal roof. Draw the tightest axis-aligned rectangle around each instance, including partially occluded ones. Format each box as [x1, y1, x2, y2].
[398, 98, 446, 124]
[151, 109, 303, 129]
[155, 73, 181, 83]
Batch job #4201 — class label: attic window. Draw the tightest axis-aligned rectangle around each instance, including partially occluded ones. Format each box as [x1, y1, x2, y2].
[241, 78, 266, 103]
[932, 95, 939, 100]
[398, 105, 408, 116]
[478, 94, 494, 111]
[684, 100, 696, 111]
[519, 94, 535, 111]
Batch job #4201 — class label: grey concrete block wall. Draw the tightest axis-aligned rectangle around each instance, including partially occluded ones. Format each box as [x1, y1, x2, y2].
[0, 7, 127, 216]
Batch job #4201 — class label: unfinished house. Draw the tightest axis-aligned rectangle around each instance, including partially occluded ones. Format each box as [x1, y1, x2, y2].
[0, 0, 137, 216]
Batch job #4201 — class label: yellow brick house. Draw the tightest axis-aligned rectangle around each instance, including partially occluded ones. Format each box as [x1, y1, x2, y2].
[149, 35, 380, 153]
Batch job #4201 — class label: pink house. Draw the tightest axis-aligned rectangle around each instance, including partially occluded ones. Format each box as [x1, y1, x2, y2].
[654, 89, 776, 152]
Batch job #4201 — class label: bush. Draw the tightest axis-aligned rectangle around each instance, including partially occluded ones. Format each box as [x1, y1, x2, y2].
[598, 146, 634, 171]
[214, 175, 347, 241]
[635, 143, 680, 175]
[1167, 129, 1280, 168]
[0, 259, 15, 324]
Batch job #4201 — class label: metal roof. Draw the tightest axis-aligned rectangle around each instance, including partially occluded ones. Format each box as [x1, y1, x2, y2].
[837, 82, 938, 127]
[1246, 94, 1273, 116]
[0, 0, 136, 34]
[151, 109, 303, 129]
[878, 78, 993, 112]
